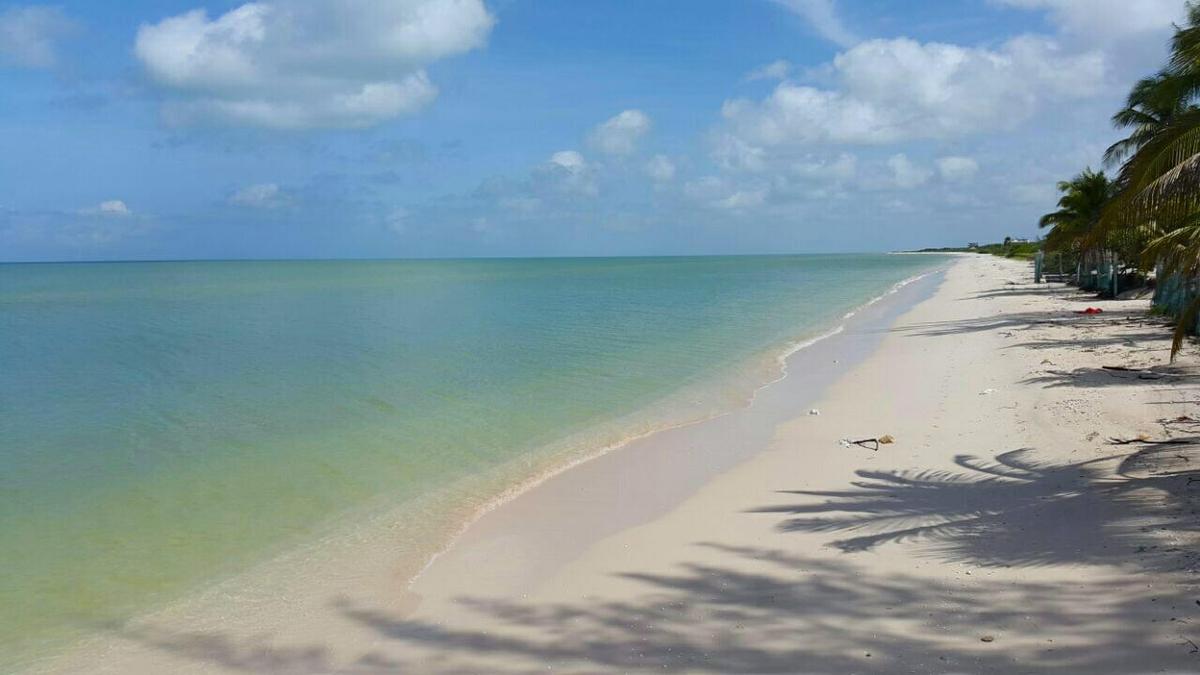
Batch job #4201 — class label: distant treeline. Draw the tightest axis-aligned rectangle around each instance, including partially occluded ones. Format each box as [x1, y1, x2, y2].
[913, 240, 1041, 260]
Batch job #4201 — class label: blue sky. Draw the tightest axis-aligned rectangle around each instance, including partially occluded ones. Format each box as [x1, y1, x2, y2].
[0, 0, 1189, 261]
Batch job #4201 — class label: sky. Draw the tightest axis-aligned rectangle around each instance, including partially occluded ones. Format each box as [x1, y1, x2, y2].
[0, 0, 1191, 261]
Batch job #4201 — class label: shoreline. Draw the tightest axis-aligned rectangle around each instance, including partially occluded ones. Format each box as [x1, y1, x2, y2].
[406, 266, 947, 591]
[396, 254, 1200, 674]
[38, 259, 948, 674]
[48, 253, 1200, 673]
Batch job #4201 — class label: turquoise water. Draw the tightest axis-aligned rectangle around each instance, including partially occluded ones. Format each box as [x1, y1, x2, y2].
[0, 254, 944, 668]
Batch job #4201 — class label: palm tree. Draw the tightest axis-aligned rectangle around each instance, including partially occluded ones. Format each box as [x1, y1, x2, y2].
[1103, 71, 1193, 168]
[1039, 169, 1115, 259]
[1094, 2, 1200, 357]
[1100, 3, 1200, 234]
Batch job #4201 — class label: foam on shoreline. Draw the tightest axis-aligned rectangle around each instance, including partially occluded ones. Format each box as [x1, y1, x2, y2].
[34, 258, 952, 673]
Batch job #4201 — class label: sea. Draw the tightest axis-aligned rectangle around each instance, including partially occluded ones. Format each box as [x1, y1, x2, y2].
[0, 254, 948, 669]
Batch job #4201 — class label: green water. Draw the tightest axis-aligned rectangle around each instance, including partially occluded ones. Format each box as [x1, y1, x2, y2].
[0, 254, 944, 668]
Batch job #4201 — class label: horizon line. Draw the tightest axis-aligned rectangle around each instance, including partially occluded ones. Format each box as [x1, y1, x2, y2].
[0, 250, 936, 265]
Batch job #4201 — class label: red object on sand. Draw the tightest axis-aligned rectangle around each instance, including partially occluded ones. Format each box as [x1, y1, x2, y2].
[1074, 307, 1104, 315]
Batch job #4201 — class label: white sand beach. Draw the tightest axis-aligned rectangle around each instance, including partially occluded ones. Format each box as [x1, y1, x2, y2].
[52, 254, 1200, 674]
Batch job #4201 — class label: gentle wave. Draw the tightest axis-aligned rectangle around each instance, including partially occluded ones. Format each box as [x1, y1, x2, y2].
[1, 254, 952, 669]
[410, 266, 946, 588]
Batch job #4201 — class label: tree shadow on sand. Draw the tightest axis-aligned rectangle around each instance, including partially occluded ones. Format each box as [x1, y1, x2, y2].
[753, 447, 1200, 572]
[1022, 367, 1198, 389]
[115, 541, 1200, 674]
[107, 448, 1200, 674]
[968, 284, 1092, 301]
[890, 309, 1148, 338]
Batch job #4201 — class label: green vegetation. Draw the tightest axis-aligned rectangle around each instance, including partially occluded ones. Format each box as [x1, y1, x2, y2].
[914, 240, 1041, 260]
[1039, 169, 1119, 255]
[1037, 1, 1200, 358]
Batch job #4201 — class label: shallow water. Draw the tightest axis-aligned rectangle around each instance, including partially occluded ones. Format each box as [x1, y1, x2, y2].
[0, 254, 946, 669]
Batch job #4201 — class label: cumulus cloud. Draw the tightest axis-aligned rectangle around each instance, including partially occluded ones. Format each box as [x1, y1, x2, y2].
[791, 152, 857, 182]
[549, 150, 586, 173]
[936, 156, 980, 182]
[229, 183, 289, 208]
[0, 5, 79, 69]
[79, 200, 132, 217]
[1012, 182, 1058, 205]
[4, 202, 154, 255]
[684, 175, 771, 211]
[722, 36, 1105, 147]
[134, 0, 494, 129]
[712, 133, 767, 172]
[996, 0, 1183, 42]
[587, 110, 652, 156]
[769, 0, 859, 47]
[543, 150, 598, 196]
[715, 188, 769, 210]
[745, 59, 793, 82]
[887, 154, 932, 189]
[645, 154, 677, 182]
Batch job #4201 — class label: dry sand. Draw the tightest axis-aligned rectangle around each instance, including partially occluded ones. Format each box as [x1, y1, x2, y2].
[53, 255, 1200, 673]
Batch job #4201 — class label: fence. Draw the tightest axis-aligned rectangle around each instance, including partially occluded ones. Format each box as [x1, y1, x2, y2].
[1152, 264, 1200, 334]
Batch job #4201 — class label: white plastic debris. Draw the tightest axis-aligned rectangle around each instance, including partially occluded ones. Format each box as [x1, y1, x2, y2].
[979, 388, 997, 396]
[809, 409, 821, 416]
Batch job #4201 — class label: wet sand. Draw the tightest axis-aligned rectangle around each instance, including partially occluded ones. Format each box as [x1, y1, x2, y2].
[52, 255, 1200, 674]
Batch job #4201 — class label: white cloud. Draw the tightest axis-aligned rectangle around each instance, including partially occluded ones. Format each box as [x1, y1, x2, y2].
[995, 0, 1183, 42]
[549, 150, 587, 173]
[769, 0, 859, 47]
[544, 150, 598, 196]
[746, 59, 793, 82]
[0, 5, 79, 69]
[99, 200, 131, 216]
[936, 156, 980, 182]
[792, 152, 857, 182]
[684, 175, 771, 211]
[888, 154, 932, 189]
[645, 154, 677, 182]
[722, 36, 1106, 147]
[1012, 182, 1058, 205]
[587, 110, 652, 156]
[78, 200, 132, 217]
[683, 176, 722, 199]
[2, 206, 157, 251]
[230, 183, 287, 208]
[712, 133, 767, 172]
[715, 188, 769, 210]
[134, 0, 494, 129]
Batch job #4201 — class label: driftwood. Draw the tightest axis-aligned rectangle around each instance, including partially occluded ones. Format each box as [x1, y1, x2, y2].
[845, 435, 895, 451]
[1107, 437, 1193, 446]
[1102, 366, 1181, 381]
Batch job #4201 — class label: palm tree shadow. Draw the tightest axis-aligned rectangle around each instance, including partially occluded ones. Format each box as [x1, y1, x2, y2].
[1022, 367, 1196, 389]
[113, 543, 1200, 673]
[330, 545, 1200, 674]
[752, 447, 1200, 571]
[891, 309, 1146, 338]
[108, 447, 1200, 673]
